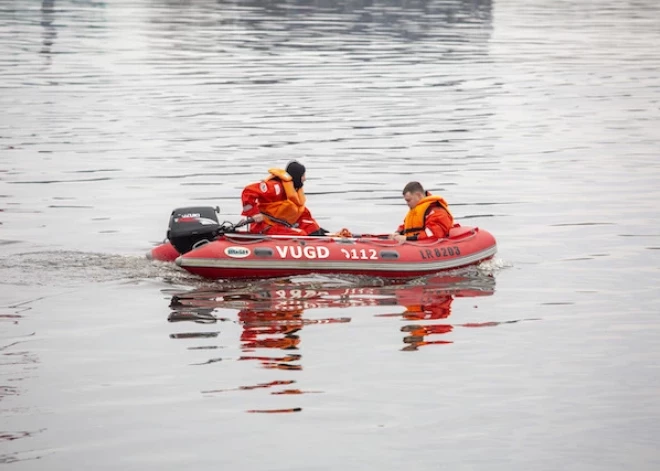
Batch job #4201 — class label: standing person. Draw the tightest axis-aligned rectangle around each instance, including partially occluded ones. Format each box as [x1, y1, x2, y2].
[390, 181, 454, 242]
[240, 160, 328, 236]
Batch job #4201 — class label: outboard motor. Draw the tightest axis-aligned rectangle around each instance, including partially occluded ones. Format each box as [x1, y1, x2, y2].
[167, 206, 221, 255]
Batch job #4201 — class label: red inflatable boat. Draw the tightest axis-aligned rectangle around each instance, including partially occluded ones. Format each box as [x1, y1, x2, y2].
[148, 206, 497, 280]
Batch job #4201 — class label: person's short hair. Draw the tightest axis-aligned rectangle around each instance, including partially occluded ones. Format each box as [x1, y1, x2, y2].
[402, 181, 425, 195]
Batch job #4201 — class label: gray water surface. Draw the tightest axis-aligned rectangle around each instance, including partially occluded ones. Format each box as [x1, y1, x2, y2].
[2, 0, 660, 469]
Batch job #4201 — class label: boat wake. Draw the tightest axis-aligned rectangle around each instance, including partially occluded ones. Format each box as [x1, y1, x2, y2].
[0, 249, 509, 292]
[0, 250, 199, 287]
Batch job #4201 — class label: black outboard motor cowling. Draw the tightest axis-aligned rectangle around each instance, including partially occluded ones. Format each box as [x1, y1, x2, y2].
[167, 206, 221, 255]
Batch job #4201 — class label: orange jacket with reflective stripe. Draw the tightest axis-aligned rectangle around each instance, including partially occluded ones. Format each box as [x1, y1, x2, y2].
[241, 168, 307, 226]
[397, 194, 454, 239]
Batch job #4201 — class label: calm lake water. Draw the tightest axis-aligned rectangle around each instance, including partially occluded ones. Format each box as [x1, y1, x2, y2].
[2, 0, 660, 469]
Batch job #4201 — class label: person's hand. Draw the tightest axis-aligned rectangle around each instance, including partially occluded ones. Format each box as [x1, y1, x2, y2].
[328, 228, 352, 238]
[252, 214, 264, 223]
[390, 234, 406, 242]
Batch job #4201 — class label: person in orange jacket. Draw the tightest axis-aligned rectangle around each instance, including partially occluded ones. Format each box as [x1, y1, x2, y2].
[240, 161, 328, 236]
[389, 181, 454, 242]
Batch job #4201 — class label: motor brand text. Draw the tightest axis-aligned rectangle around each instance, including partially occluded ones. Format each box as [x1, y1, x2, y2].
[224, 246, 251, 258]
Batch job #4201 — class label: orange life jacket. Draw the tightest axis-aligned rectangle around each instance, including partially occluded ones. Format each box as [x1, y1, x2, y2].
[402, 195, 453, 237]
[259, 168, 307, 226]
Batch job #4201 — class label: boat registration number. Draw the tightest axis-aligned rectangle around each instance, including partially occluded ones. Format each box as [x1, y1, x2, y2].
[419, 246, 461, 259]
[340, 248, 378, 260]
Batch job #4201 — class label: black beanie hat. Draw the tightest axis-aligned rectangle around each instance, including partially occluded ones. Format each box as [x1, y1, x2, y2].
[286, 160, 306, 190]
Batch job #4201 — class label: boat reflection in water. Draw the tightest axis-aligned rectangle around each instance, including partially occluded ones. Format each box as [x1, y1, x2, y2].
[370, 275, 522, 351]
[165, 271, 516, 412]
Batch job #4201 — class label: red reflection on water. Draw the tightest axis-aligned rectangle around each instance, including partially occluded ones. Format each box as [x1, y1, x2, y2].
[167, 273, 501, 410]
[396, 299, 455, 351]
[238, 354, 301, 362]
[237, 307, 306, 408]
[202, 380, 296, 394]
[271, 389, 321, 395]
[247, 408, 302, 414]
[383, 288, 531, 351]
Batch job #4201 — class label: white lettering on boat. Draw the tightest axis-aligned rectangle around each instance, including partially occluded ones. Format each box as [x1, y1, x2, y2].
[224, 246, 251, 258]
[180, 213, 201, 218]
[275, 245, 330, 259]
[340, 248, 378, 260]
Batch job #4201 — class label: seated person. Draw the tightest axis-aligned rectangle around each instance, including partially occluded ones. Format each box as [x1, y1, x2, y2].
[240, 160, 328, 236]
[390, 181, 454, 242]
